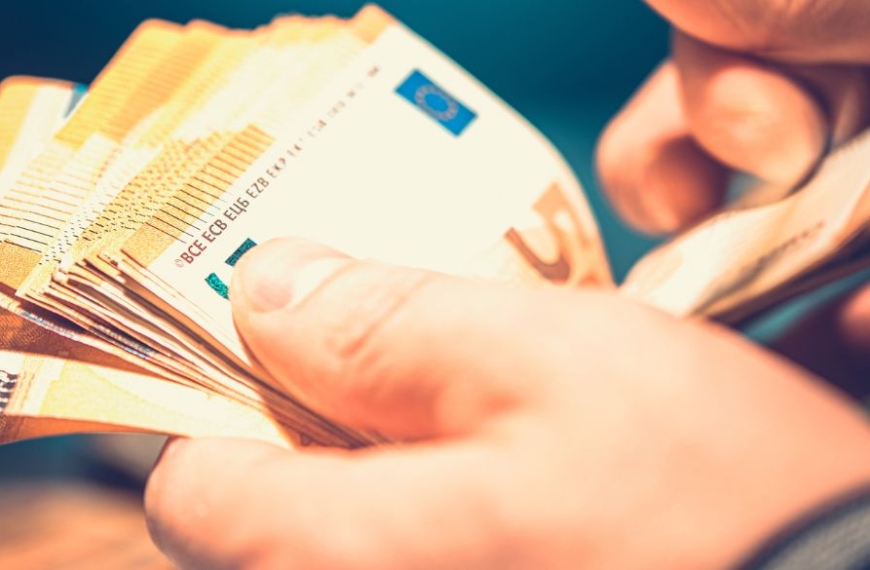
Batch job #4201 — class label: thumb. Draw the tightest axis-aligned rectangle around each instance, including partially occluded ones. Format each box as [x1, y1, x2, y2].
[230, 238, 555, 441]
[645, 0, 870, 63]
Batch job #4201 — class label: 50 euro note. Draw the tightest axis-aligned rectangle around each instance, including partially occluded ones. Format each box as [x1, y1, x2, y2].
[113, 7, 610, 364]
[7, 3, 870, 451]
[13, 9, 408, 394]
[38, 11, 399, 382]
[0, 75, 214, 384]
[11, 9, 462, 445]
[107, 6, 610, 438]
[0, 77, 85, 199]
[0, 77, 330, 448]
[22, 13, 358, 304]
[0, 16, 381, 440]
[0, 6, 611, 447]
[0, 309, 295, 448]
[0, 21, 217, 377]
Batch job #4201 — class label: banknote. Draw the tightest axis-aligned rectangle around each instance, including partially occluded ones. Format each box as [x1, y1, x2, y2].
[0, 64, 372, 447]
[112, 7, 609, 364]
[2, 3, 868, 450]
[0, 80, 207, 388]
[0, 76, 84, 200]
[0, 309, 296, 448]
[0, 6, 610, 447]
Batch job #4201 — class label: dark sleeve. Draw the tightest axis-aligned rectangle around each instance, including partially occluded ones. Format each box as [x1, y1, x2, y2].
[736, 486, 870, 570]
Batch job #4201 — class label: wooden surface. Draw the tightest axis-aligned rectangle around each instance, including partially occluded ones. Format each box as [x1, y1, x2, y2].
[0, 484, 174, 569]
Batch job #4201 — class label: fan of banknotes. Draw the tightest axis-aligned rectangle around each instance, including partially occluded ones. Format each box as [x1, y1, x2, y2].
[0, 4, 868, 449]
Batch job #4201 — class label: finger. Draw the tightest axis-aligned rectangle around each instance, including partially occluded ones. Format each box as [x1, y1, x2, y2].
[596, 62, 729, 234]
[674, 32, 829, 186]
[230, 238, 565, 440]
[645, 0, 870, 63]
[771, 283, 870, 400]
[146, 437, 513, 570]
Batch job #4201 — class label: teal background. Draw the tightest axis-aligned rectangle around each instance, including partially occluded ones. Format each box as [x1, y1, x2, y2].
[0, 1, 668, 479]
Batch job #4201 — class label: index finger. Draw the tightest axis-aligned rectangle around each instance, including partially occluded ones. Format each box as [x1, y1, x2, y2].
[146, 437, 514, 570]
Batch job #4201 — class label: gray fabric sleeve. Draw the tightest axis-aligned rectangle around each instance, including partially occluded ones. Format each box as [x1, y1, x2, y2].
[736, 486, 870, 570]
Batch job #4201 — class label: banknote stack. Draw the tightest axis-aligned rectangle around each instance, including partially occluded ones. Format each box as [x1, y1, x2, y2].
[0, 5, 868, 449]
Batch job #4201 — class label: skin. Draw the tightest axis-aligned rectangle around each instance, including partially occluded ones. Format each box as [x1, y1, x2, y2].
[597, 0, 870, 390]
[147, 2, 870, 569]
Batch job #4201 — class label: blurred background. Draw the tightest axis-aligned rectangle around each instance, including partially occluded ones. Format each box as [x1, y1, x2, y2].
[0, 0, 668, 566]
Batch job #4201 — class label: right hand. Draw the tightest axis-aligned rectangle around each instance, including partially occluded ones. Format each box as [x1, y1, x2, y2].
[597, 0, 870, 394]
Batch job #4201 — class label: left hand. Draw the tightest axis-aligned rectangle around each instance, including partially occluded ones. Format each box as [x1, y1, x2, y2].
[146, 238, 870, 570]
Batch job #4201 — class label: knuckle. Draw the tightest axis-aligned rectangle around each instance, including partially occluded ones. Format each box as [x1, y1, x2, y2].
[316, 262, 437, 371]
[295, 260, 440, 391]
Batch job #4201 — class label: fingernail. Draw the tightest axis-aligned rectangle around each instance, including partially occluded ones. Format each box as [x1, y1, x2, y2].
[233, 238, 351, 313]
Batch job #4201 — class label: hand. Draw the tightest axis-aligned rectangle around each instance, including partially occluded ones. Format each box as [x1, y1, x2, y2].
[146, 238, 870, 570]
[596, 0, 870, 394]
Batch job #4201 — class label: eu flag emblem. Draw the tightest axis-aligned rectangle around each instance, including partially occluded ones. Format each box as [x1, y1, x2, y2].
[396, 70, 476, 136]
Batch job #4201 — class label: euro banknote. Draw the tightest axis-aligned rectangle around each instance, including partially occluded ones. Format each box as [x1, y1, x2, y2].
[0, 4, 868, 448]
[0, 6, 611, 447]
